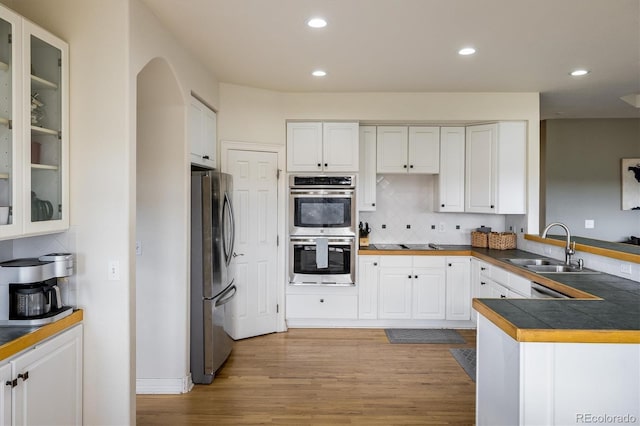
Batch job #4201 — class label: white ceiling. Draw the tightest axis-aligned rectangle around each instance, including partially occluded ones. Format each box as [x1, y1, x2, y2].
[141, 0, 640, 119]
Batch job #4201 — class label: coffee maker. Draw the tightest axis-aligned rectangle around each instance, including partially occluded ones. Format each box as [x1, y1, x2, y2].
[0, 253, 74, 325]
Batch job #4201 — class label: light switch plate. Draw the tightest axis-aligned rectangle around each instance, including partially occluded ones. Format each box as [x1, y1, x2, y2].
[585, 219, 595, 229]
[108, 260, 120, 281]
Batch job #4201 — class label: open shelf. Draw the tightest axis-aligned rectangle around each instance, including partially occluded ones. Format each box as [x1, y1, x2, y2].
[31, 74, 58, 90]
[0, 61, 8, 72]
[31, 125, 58, 136]
[0, 173, 9, 179]
[31, 163, 58, 171]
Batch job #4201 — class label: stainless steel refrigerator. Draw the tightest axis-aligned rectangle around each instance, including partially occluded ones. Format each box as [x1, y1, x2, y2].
[190, 170, 237, 384]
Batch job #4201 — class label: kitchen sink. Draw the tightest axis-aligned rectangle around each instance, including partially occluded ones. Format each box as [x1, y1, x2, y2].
[505, 258, 558, 266]
[524, 264, 600, 274]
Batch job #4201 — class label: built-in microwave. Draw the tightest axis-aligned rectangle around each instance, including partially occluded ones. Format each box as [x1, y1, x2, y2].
[289, 175, 356, 236]
[289, 236, 355, 285]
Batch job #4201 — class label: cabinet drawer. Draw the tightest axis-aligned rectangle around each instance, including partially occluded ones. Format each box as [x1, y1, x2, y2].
[508, 274, 531, 297]
[413, 256, 446, 268]
[286, 294, 358, 319]
[380, 255, 412, 268]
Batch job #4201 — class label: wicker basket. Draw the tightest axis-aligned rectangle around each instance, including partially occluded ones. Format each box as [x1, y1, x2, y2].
[471, 231, 489, 248]
[488, 232, 517, 250]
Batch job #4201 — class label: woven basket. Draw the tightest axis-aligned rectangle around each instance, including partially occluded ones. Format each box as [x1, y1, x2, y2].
[488, 232, 517, 250]
[471, 231, 489, 248]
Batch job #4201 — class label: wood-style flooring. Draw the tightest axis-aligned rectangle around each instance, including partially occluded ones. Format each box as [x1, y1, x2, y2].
[136, 328, 476, 425]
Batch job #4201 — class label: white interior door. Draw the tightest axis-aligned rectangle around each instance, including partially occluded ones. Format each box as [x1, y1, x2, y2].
[224, 149, 279, 339]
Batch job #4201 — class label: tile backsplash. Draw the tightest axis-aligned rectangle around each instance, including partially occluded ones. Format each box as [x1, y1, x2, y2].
[359, 174, 511, 245]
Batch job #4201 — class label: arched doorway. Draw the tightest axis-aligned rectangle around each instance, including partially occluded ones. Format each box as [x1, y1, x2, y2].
[135, 58, 191, 393]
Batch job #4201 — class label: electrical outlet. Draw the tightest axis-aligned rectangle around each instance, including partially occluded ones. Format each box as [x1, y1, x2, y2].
[621, 263, 632, 275]
[585, 219, 595, 229]
[136, 241, 142, 256]
[438, 222, 446, 232]
[108, 261, 120, 281]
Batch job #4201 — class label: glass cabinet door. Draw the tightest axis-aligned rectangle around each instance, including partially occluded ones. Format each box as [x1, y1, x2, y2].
[25, 23, 68, 230]
[0, 9, 19, 237]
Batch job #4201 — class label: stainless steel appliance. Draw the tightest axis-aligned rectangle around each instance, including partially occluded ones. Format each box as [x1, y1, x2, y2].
[0, 253, 74, 325]
[289, 236, 356, 285]
[289, 175, 356, 236]
[530, 282, 571, 299]
[190, 169, 237, 384]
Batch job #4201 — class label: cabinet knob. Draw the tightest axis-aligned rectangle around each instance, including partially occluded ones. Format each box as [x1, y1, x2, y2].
[319, 298, 324, 303]
[373, 262, 378, 266]
[403, 165, 407, 168]
[372, 203, 376, 206]
[448, 263, 452, 267]
[500, 295, 506, 298]
[18, 372, 28, 381]
[480, 281, 486, 285]
[441, 204, 445, 207]
[490, 205, 495, 209]
[414, 275, 418, 279]
[410, 165, 414, 168]
[408, 275, 412, 279]
[480, 267, 486, 271]
[324, 163, 328, 167]
[317, 163, 321, 167]
[202, 155, 210, 160]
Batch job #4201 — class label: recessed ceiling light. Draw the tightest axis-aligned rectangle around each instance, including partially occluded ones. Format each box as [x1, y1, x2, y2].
[307, 18, 327, 28]
[570, 69, 589, 76]
[458, 47, 476, 56]
[312, 70, 327, 77]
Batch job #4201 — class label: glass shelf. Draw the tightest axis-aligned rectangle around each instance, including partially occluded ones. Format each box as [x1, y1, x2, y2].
[31, 163, 58, 171]
[31, 74, 58, 90]
[31, 125, 58, 136]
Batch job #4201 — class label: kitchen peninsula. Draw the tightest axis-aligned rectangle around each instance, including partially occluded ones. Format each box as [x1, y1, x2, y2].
[359, 244, 639, 425]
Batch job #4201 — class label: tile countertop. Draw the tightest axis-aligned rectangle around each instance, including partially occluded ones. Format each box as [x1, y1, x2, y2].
[0, 309, 83, 361]
[359, 245, 640, 344]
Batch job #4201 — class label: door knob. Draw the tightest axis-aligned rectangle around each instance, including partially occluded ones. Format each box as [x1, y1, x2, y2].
[232, 252, 244, 258]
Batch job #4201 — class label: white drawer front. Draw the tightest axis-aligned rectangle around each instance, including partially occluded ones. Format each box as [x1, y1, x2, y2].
[380, 255, 412, 268]
[413, 256, 446, 268]
[286, 294, 358, 319]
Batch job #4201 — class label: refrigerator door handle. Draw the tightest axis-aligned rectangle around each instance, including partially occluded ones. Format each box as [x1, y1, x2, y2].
[223, 191, 236, 267]
[215, 283, 237, 307]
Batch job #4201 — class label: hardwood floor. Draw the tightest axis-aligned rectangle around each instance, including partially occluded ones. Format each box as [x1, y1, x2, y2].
[137, 328, 476, 425]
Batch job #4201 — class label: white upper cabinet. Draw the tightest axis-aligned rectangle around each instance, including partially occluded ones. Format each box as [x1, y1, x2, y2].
[435, 127, 465, 212]
[358, 125, 376, 211]
[189, 95, 217, 169]
[376, 126, 439, 174]
[286, 121, 359, 172]
[465, 122, 526, 214]
[0, 4, 69, 241]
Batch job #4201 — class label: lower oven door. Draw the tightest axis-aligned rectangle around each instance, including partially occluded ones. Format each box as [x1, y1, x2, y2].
[289, 236, 355, 285]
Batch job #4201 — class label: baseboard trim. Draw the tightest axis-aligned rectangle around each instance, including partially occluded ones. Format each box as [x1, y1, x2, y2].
[136, 375, 194, 394]
[285, 318, 476, 329]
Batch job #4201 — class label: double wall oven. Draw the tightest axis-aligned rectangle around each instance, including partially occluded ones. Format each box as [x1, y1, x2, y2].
[288, 175, 356, 285]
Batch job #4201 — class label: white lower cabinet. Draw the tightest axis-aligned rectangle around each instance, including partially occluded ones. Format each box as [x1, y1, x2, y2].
[412, 258, 446, 320]
[378, 256, 413, 319]
[445, 257, 471, 321]
[358, 256, 379, 319]
[0, 324, 82, 426]
[286, 287, 358, 320]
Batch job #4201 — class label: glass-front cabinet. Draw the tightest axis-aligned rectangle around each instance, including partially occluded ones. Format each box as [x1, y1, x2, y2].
[0, 3, 68, 241]
[0, 7, 20, 239]
[24, 22, 68, 233]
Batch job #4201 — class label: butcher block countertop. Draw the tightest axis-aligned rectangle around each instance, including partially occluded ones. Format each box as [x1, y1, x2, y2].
[360, 245, 640, 344]
[0, 309, 83, 361]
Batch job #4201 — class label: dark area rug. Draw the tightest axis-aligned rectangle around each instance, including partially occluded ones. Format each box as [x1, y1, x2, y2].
[450, 348, 476, 382]
[384, 328, 466, 344]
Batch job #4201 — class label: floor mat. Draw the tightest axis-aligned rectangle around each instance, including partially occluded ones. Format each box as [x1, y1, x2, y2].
[450, 348, 476, 382]
[384, 328, 466, 344]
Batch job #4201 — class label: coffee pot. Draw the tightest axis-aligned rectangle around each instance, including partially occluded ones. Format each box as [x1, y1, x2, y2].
[12, 281, 63, 318]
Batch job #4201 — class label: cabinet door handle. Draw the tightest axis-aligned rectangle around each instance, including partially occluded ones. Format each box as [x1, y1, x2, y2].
[500, 295, 506, 298]
[480, 267, 486, 271]
[490, 205, 495, 209]
[480, 281, 486, 285]
[18, 372, 28, 381]
[202, 155, 210, 160]
[5, 379, 17, 388]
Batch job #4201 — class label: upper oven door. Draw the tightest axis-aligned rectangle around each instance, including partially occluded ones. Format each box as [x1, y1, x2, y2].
[289, 189, 355, 235]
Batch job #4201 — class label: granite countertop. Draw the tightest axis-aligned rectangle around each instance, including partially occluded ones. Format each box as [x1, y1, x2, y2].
[360, 245, 640, 343]
[0, 309, 83, 361]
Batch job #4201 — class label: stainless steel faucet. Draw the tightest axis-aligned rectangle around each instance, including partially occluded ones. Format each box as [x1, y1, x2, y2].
[541, 222, 575, 265]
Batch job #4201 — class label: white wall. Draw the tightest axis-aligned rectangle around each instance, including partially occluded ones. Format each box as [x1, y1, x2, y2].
[219, 84, 541, 234]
